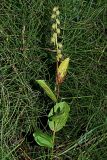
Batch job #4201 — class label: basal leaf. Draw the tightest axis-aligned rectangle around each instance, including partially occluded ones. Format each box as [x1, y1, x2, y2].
[48, 102, 70, 132]
[33, 129, 53, 148]
[36, 80, 57, 102]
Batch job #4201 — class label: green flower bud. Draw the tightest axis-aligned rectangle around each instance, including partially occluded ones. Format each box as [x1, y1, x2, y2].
[53, 33, 57, 38]
[51, 14, 56, 19]
[59, 53, 62, 59]
[53, 7, 59, 12]
[57, 49, 61, 54]
[52, 23, 56, 30]
[56, 10, 60, 16]
[56, 28, 60, 34]
[51, 37, 55, 43]
[56, 19, 60, 25]
[58, 43, 63, 49]
[57, 53, 62, 61]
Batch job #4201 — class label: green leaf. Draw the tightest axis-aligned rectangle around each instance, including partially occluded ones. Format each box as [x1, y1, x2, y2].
[58, 58, 70, 78]
[36, 80, 57, 102]
[48, 102, 70, 132]
[56, 58, 70, 84]
[33, 129, 53, 148]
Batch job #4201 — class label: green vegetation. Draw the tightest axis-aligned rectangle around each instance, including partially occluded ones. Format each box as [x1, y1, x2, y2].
[0, 0, 107, 160]
[32, 7, 70, 159]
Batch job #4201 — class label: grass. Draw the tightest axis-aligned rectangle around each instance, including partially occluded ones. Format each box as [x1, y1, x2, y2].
[0, 0, 107, 159]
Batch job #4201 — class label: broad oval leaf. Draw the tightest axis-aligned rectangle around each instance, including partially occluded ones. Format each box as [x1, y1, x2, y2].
[36, 80, 57, 102]
[48, 102, 70, 132]
[33, 129, 53, 148]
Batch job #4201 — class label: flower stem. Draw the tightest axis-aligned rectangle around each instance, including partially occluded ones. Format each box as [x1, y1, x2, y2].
[51, 129, 56, 160]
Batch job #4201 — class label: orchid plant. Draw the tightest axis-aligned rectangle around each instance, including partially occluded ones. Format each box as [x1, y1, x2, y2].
[33, 6, 70, 159]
